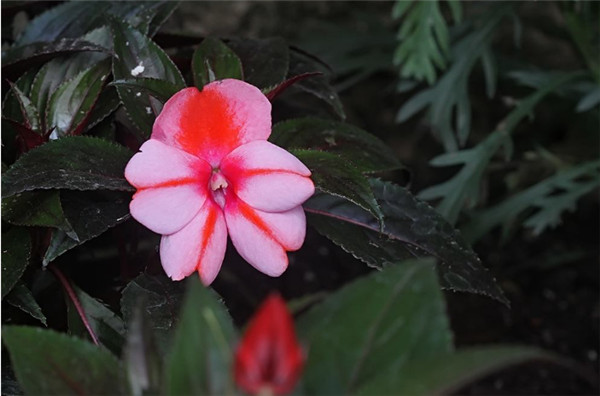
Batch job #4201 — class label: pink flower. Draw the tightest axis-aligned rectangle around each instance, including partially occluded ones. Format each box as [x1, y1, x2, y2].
[124, 79, 314, 285]
[234, 293, 305, 395]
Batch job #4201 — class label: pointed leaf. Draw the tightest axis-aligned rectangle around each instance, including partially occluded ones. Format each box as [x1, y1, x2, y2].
[1, 136, 134, 198]
[46, 61, 111, 138]
[7, 83, 40, 132]
[5, 282, 47, 326]
[305, 178, 508, 304]
[2, 190, 72, 233]
[228, 37, 289, 90]
[110, 77, 181, 103]
[1, 227, 31, 299]
[165, 277, 236, 395]
[271, 117, 403, 173]
[3, 326, 126, 395]
[110, 17, 185, 136]
[192, 37, 243, 89]
[297, 259, 452, 394]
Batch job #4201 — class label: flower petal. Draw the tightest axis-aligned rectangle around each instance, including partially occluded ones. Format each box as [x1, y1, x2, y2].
[125, 139, 210, 188]
[151, 80, 271, 166]
[221, 141, 314, 212]
[225, 196, 306, 277]
[130, 184, 207, 235]
[160, 199, 227, 284]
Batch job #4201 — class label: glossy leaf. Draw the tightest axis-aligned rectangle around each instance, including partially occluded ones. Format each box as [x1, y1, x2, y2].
[66, 284, 126, 355]
[1, 227, 31, 299]
[1, 136, 134, 198]
[121, 273, 186, 356]
[83, 87, 122, 133]
[1, 190, 73, 235]
[297, 258, 452, 393]
[305, 178, 508, 304]
[46, 61, 111, 138]
[110, 17, 185, 136]
[192, 37, 243, 89]
[228, 37, 289, 90]
[6, 83, 40, 132]
[110, 78, 181, 104]
[165, 277, 236, 395]
[3, 326, 126, 395]
[5, 283, 47, 326]
[43, 190, 131, 265]
[271, 117, 403, 173]
[357, 346, 551, 395]
[2, 67, 38, 125]
[288, 48, 346, 119]
[293, 150, 383, 226]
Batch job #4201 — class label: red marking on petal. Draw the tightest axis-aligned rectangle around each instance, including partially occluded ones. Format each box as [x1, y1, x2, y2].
[235, 198, 281, 247]
[234, 293, 305, 396]
[136, 177, 198, 191]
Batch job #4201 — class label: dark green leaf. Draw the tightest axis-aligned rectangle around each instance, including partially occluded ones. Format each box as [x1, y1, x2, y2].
[228, 37, 289, 90]
[83, 87, 121, 133]
[126, 1, 180, 38]
[2, 67, 38, 126]
[288, 49, 346, 119]
[192, 37, 243, 89]
[66, 284, 126, 355]
[121, 273, 186, 356]
[46, 61, 111, 138]
[124, 301, 163, 396]
[2, 190, 74, 235]
[3, 326, 126, 395]
[6, 83, 40, 132]
[271, 117, 403, 173]
[165, 277, 236, 395]
[43, 190, 131, 265]
[357, 346, 551, 395]
[305, 178, 508, 304]
[1, 136, 134, 198]
[1, 227, 31, 299]
[293, 149, 383, 226]
[110, 17, 185, 136]
[576, 86, 600, 112]
[297, 259, 452, 394]
[5, 282, 47, 326]
[110, 78, 181, 104]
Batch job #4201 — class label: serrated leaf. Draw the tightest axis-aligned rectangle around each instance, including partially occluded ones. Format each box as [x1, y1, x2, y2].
[463, 160, 600, 243]
[192, 37, 243, 89]
[5, 282, 47, 326]
[66, 284, 126, 355]
[287, 49, 346, 119]
[110, 78, 181, 103]
[165, 277, 236, 395]
[83, 86, 121, 133]
[110, 17, 185, 136]
[305, 178, 508, 305]
[43, 190, 131, 265]
[358, 346, 551, 395]
[1, 227, 31, 299]
[297, 259, 452, 394]
[2, 68, 38, 126]
[293, 149, 383, 226]
[6, 83, 40, 132]
[418, 72, 581, 225]
[2, 190, 74, 236]
[271, 117, 403, 173]
[121, 273, 186, 356]
[228, 37, 290, 90]
[46, 61, 111, 139]
[1, 136, 134, 198]
[3, 326, 126, 395]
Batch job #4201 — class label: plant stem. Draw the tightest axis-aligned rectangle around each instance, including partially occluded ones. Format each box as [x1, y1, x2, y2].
[49, 264, 99, 346]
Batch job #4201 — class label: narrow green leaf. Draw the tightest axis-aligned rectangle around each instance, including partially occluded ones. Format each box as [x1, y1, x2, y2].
[1, 228, 31, 299]
[3, 326, 126, 395]
[358, 346, 551, 395]
[297, 259, 452, 394]
[576, 86, 600, 112]
[192, 37, 243, 89]
[271, 117, 403, 173]
[293, 149, 383, 226]
[46, 61, 111, 138]
[66, 284, 126, 355]
[165, 277, 236, 395]
[83, 86, 121, 133]
[1, 136, 134, 198]
[110, 17, 185, 136]
[121, 273, 186, 356]
[110, 78, 181, 104]
[228, 37, 290, 90]
[5, 282, 47, 326]
[305, 178, 508, 304]
[7, 83, 40, 132]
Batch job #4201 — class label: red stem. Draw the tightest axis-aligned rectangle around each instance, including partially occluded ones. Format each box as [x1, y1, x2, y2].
[49, 265, 100, 346]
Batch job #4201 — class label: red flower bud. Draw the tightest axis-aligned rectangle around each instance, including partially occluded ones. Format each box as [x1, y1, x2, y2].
[234, 293, 305, 395]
